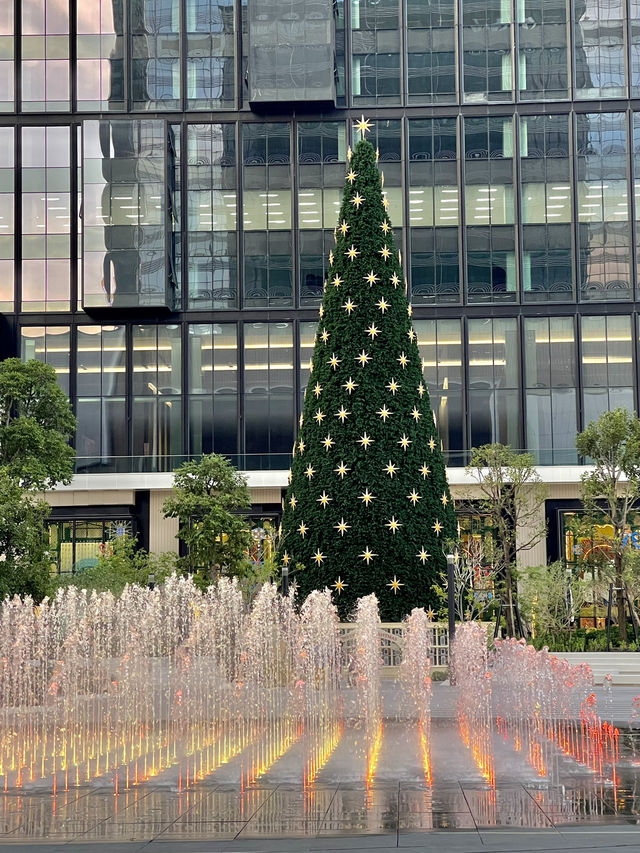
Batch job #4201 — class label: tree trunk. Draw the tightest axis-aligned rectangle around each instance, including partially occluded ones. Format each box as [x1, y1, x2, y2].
[504, 562, 516, 637]
[616, 553, 627, 643]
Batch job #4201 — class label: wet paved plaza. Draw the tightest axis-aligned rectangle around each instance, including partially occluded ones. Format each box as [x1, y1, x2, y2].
[2, 716, 640, 849]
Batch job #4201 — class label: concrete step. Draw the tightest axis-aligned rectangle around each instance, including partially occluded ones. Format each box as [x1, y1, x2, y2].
[553, 652, 640, 685]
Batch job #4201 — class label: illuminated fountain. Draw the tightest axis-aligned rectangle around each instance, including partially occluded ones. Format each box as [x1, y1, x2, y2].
[400, 607, 434, 783]
[0, 574, 636, 818]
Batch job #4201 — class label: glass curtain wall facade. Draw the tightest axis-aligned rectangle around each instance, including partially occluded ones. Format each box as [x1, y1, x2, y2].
[4, 0, 640, 475]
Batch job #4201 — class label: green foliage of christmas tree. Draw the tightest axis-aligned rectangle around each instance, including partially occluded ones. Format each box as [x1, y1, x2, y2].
[277, 125, 457, 620]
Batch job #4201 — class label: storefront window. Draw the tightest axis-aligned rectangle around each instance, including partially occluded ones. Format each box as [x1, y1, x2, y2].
[49, 518, 135, 574]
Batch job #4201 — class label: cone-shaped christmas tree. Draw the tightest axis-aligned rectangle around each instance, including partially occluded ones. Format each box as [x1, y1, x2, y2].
[278, 124, 457, 620]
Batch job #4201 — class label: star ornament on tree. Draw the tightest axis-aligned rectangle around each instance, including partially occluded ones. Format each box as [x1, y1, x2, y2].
[384, 460, 399, 478]
[385, 516, 402, 534]
[351, 193, 364, 209]
[387, 575, 404, 594]
[334, 518, 351, 536]
[417, 548, 431, 564]
[322, 435, 335, 451]
[358, 432, 374, 449]
[360, 546, 377, 564]
[332, 576, 347, 594]
[313, 549, 325, 565]
[354, 115, 373, 137]
[317, 491, 332, 507]
[334, 460, 350, 478]
[359, 488, 375, 505]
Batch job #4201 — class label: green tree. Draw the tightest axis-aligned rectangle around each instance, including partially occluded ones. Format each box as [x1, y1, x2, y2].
[0, 359, 76, 601]
[163, 453, 252, 580]
[0, 358, 76, 490]
[464, 444, 547, 636]
[518, 561, 588, 635]
[277, 132, 456, 620]
[0, 471, 52, 602]
[56, 534, 179, 597]
[576, 408, 640, 642]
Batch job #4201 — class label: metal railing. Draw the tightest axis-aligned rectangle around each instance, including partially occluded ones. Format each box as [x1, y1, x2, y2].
[338, 622, 451, 671]
[72, 449, 581, 475]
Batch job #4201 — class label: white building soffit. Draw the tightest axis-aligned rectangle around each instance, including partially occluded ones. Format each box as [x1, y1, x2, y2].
[53, 465, 595, 493]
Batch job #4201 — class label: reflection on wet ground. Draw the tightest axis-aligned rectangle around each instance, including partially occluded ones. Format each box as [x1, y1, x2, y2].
[2, 721, 640, 843]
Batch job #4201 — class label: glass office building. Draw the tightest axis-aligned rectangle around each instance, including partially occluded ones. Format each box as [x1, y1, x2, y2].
[4, 0, 640, 569]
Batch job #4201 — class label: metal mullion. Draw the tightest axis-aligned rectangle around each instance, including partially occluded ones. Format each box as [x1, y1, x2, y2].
[457, 113, 466, 306]
[179, 0, 186, 112]
[181, 318, 188, 465]
[15, 124, 22, 314]
[14, 0, 20, 112]
[570, 109, 580, 303]
[69, 122, 79, 314]
[516, 314, 526, 456]
[126, 322, 133, 461]
[178, 121, 187, 312]
[69, 0, 77, 113]
[291, 121, 299, 310]
[629, 109, 638, 303]
[403, 115, 412, 303]
[512, 113, 521, 305]
[69, 323, 78, 449]
[293, 316, 301, 425]
[235, 0, 243, 110]
[576, 312, 585, 435]
[460, 314, 470, 463]
[236, 120, 244, 310]
[237, 319, 245, 463]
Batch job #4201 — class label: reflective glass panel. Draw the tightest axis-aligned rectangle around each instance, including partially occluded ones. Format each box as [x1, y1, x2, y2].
[415, 318, 464, 464]
[187, 124, 237, 308]
[351, 0, 401, 105]
[0, 127, 13, 310]
[77, 0, 125, 110]
[243, 322, 294, 457]
[574, 0, 626, 99]
[82, 120, 169, 309]
[21, 0, 70, 111]
[188, 323, 238, 455]
[242, 124, 293, 307]
[576, 113, 630, 301]
[468, 318, 520, 447]
[581, 315, 634, 424]
[21, 326, 71, 395]
[21, 126, 71, 312]
[408, 119, 459, 304]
